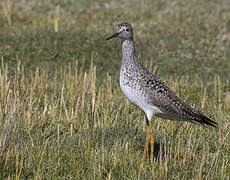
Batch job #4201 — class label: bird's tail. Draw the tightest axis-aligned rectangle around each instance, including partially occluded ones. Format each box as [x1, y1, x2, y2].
[182, 108, 218, 128]
[194, 113, 218, 128]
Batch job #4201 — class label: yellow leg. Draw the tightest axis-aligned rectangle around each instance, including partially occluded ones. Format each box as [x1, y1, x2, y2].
[141, 120, 154, 164]
[149, 121, 154, 162]
[141, 133, 150, 164]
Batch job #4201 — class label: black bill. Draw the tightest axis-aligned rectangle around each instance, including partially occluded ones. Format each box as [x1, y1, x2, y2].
[105, 32, 119, 40]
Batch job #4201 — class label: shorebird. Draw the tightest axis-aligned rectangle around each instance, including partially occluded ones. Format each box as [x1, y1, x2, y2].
[105, 23, 217, 164]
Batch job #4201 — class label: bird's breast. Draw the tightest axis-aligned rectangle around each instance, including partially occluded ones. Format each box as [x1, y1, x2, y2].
[119, 70, 163, 120]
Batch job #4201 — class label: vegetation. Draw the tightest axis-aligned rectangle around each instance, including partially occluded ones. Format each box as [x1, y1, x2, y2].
[0, 0, 229, 179]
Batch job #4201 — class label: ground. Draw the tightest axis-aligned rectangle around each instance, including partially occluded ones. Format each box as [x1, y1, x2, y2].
[0, 0, 229, 179]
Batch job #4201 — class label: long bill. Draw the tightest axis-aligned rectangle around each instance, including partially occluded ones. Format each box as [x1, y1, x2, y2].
[105, 32, 119, 40]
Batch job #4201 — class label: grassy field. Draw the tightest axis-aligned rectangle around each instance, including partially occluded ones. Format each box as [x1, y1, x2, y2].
[0, 0, 230, 179]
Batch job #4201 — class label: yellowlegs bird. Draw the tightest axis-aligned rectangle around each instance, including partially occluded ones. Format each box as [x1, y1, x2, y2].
[105, 23, 217, 163]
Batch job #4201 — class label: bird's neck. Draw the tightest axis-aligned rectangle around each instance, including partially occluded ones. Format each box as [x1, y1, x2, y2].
[121, 39, 137, 65]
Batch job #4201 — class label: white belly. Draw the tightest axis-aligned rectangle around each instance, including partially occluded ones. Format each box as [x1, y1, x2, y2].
[120, 81, 163, 120]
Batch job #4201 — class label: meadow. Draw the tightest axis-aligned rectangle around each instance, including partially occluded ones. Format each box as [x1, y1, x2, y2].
[0, 0, 230, 179]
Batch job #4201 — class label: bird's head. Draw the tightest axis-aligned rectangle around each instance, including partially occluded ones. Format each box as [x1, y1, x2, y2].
[105, 23, 133, 41]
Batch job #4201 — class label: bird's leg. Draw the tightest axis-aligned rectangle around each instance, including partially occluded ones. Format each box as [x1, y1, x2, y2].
[141, 119, 154, 164]
[149, 120, 154, 162]
[141, 131, 150, 164]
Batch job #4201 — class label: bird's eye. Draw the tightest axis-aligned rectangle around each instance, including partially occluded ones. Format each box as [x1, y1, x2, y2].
[126, 29, 129, 32]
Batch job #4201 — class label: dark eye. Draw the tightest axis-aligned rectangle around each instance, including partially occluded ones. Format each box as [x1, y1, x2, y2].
[126, 28, 129, 32]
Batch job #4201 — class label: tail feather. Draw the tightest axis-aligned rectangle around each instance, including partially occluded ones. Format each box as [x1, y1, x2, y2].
[182, 108, 217, 128]
[196, 113, 217, 128]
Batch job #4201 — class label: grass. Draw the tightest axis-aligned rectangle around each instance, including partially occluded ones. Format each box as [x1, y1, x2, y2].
[0, 0, 230, 179]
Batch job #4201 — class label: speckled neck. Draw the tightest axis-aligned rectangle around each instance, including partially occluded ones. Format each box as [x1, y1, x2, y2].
[121, 39, 137, 66]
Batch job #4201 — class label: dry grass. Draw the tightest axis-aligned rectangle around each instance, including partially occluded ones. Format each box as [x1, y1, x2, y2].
[0, 61, 229, 179]
[0, 0, 230, 179]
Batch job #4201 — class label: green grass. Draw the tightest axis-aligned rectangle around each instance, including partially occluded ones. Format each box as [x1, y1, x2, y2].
[0, 0, 230, 179]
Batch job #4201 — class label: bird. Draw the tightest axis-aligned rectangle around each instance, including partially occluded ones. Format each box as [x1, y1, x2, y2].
[105, 23, 217, 164]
